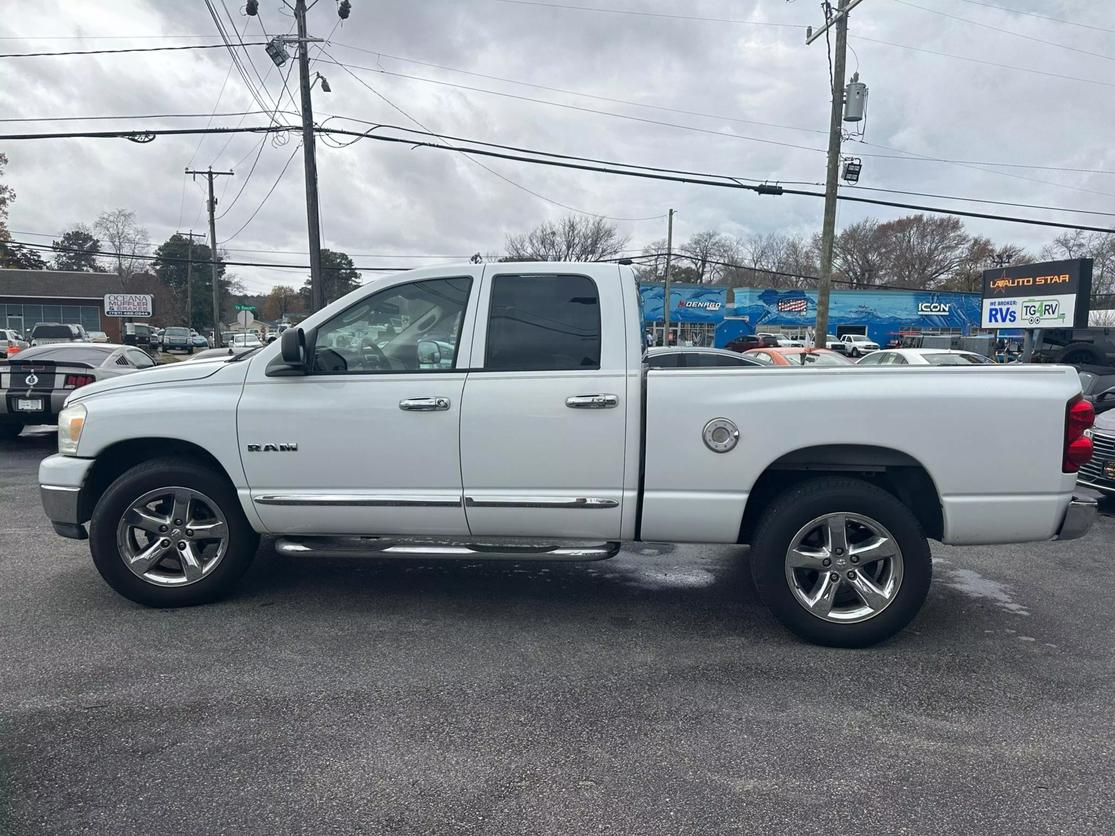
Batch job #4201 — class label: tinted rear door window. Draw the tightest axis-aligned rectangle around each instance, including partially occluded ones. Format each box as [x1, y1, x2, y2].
[485, 274, 601, 371]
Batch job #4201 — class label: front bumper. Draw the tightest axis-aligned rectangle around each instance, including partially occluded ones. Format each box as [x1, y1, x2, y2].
[39, 453, 96, 539]
[1054, 491, 1101, 541]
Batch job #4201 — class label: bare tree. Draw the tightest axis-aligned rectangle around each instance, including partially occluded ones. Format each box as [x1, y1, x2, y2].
[504, 215, 628, 262]
[875, 215, 969, 289]
[679, 230, 735, 283]
[944, 237, 1029, 292]
[832, 219, 888, 287]
[94, 209, 150, 288]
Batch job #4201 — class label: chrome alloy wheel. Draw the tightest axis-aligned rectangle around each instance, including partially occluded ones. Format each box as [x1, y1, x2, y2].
[784, 512, 904, 623]
[115, 487, 229, 587]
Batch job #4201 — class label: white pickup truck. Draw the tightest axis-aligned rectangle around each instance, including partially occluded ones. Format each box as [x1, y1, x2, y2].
[829, 333, 881, 357]
[38, 262, 1098, 646]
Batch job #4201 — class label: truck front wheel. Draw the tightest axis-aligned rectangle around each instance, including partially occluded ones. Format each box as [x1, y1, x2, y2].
[749, 477, 932, 647]
[89, 457, 260, 607]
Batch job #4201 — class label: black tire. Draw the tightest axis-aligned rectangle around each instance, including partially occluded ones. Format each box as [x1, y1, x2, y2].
[749, 477, 932, 648]
[89, 457, 260, 607]
[850, 348, 860, 358]
[0, 420, 24, 440]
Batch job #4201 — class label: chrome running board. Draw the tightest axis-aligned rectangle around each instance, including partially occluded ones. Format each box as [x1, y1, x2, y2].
[274, 535, 621, 561]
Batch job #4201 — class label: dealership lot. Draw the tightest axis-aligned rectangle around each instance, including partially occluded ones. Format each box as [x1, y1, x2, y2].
[2, 432, 1113, 835]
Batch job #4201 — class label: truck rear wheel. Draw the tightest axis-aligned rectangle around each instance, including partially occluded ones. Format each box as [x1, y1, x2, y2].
[89, 457, 260, 607]
[749, 477, 932, 647]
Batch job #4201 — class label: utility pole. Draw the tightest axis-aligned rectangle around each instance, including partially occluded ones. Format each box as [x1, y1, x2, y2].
[185, 167, 234, 347]
[294, 0, 325, 313]
[662, 209, 675, 347]
[806, 0, 864, 348]
[180, 230, 207, 332]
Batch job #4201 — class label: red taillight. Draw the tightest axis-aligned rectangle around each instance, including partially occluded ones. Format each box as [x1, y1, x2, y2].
[64, 373, 95, 390]
[1063, 395, 1095, 473]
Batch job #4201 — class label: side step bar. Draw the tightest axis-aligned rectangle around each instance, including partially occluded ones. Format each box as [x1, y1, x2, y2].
[274, 535, 622, 562]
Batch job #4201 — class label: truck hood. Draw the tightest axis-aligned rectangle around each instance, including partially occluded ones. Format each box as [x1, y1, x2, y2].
[68, 358, 239, 403]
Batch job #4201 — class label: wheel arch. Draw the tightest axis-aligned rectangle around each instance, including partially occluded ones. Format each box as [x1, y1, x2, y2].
[739, 444, 944, 545]
[78, 438, 239, 523]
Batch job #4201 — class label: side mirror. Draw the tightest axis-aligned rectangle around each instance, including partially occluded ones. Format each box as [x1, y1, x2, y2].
[417, 339, 442, 367]
[280, 327, 307, 369]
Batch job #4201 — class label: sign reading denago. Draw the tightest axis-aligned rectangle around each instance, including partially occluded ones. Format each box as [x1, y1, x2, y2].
[104, 293, 154, 318]
[981, 258, 1092, 329]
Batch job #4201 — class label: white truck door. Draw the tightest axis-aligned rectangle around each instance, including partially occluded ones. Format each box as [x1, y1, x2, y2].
[237, 271, 481, 536]
[459, 267, 630, 539]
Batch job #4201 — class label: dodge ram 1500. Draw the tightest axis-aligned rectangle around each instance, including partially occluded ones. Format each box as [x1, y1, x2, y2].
[39, 263, 1098, 646]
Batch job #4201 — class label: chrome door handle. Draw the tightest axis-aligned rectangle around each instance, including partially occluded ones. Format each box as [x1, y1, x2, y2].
[565, 394, 618, 409]
[399, 397, 451, 411]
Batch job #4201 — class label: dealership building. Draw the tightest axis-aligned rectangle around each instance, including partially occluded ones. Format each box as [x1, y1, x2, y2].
[0, 269, 137, 342]
[640, 283, 987, 348]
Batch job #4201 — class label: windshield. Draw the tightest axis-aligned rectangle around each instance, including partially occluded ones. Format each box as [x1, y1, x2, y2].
[923, 352, 991, 365]
[165, 327, 189, 337]
[31, 324, 74, 338]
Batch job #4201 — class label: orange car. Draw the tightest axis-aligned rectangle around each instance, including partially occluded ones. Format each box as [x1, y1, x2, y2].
[744, 347, 853, 366]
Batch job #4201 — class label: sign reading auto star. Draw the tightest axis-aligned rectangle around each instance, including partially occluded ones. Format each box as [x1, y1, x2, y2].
[104, 293, 153, 318]
[980, 258, 1092, 329]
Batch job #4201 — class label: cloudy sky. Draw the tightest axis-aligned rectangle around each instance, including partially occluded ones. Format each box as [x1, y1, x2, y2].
[1, 0, 1112, 294]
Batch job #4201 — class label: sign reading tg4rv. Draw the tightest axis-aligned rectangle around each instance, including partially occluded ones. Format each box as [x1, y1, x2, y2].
[980, 258, 1092, 329]
[104, 293, 154, 318]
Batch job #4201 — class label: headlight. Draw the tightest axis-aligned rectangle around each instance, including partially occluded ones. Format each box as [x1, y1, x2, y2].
[58, 403, 87, 455]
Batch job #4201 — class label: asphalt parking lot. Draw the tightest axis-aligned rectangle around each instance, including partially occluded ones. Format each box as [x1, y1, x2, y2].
[2, 431, 1114, 835]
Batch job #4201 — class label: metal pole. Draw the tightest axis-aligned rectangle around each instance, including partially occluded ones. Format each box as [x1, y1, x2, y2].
[205, 169, 222, 348]
[295, 0, 325, 313]
[185, 232, 194, 332]
[662, 209, 674, 346]
[814, 0, 850, 349]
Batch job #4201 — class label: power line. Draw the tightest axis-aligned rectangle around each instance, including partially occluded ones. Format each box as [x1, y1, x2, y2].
[894, 0, 1115, 63]
[491, 0, 807, 28]
[0, 110, 291, 123]
[0, 42, 264, 58]
[318, 58, 830, 155]
[0, 34, 225, 41]
[4, 122, 1114, 235]
[330, 41, 826, 136]
[852, 35, 1115, 89]
[219, 143, 303, 244]
[953, 0, 1115, 35]
[7, 237, 408, 273]
[322, 49, 668, 222]
[323, 57, 1115, 178]
[842, 185, 1115, 218]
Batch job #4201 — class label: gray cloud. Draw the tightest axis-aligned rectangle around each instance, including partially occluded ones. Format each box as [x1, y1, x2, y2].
[2, 0, 1112, 294]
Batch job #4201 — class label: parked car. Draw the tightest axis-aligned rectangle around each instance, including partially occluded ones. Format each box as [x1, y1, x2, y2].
[745, 347, 853, 366]
[190, 330, 209, 349]
[87, 331, 109, 343]
[760, 332, 807, 348]
[29, 323, 89, 347]
[123, 322, 155, 348]
[38, 263, 1096, 648]
[161, 326, 194, 354]
[1077, 408, 1115, 495]
[831, 334, 881, 358]
[724, 334, 765, 352]
[0, 343, 156, 439]
[646, 347, 764, 369]
[857, 348, 995, 366]
[2, 328, 28, 356]
[230, 332, 263, 348]
[1031, 327, 1115, 366]
[1077, 365, 1115, 417]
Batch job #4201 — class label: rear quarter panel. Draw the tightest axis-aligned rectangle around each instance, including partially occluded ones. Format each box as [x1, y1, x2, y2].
[642, 365, 1082, 545]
